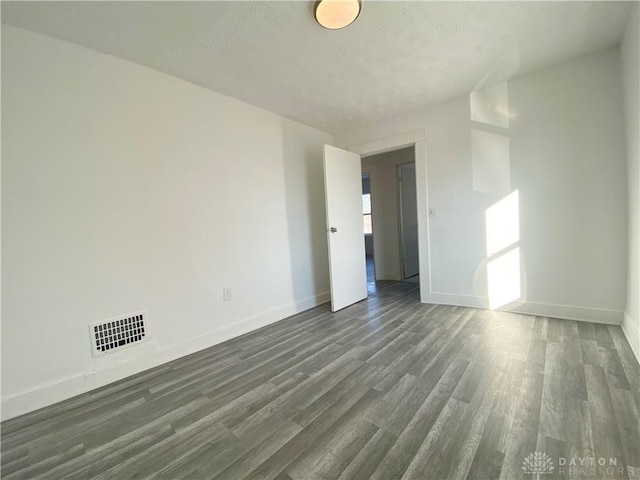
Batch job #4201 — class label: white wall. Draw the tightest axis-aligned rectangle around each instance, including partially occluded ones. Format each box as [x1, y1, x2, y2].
[361, 147, 414, 280]
[1, 26, 332, 420]
[336, 48, 628, 324]
[621, 4, 640, 362]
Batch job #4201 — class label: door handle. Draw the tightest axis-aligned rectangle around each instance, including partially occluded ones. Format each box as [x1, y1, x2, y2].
[330, 227, 338, 233]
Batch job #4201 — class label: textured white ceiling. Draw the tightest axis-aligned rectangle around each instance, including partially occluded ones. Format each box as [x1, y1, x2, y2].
[1, 1, 633, 133]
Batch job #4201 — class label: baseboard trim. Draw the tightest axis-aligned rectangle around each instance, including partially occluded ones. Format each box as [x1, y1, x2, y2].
[622, 311, 640, 364]
[1, 291, 330, 422]
[2, 289, 623, 421]
[422, 292, 623, 325]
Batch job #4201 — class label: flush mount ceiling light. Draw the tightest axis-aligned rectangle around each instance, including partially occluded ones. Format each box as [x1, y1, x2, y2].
[314, 0, 361, 30]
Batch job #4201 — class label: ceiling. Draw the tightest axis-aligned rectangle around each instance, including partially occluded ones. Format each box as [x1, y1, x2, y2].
[1, 1, 633, 133]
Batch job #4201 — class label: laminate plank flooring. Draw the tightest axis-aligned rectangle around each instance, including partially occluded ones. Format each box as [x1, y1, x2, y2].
[2, 282, 639, 479]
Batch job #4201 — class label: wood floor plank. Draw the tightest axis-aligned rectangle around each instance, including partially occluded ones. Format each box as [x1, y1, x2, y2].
[91, 421, 233, 480]
[210, 420, 303, 479]
[452, 361, 484, 403]
[400, 397, 469, 480]
[539, 341, 567, 441]
[599, 346, 632, 391]
[499, 369, 544, 480]
[361, 372, 417, 432]
[562, 334, 584, 366]
[430, 374, 497, 480]
[594, 324, 616, 349]
[563, 396, 595, 474]
[46, 425, 175, 480]
[584, 365, 628, 470]
[244, 388, 378, 480]
[155, 430, 243, 480]
[1, 282, 638, 480]
[291, 363, 379, 429]
[170, 381, 281, 433]
[527, 337, 547, 374]
[337, 428, 398, 480]
[609, 387, 640, 469]
[577, 321, 596, 341]
[609, 327, 640, 413]
[580, 339, 602, 367]
[369, 358, 470, 480]
[285, 419, 379, 479]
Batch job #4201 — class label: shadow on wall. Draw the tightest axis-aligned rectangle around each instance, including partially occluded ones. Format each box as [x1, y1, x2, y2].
[280, 118, 331, 305]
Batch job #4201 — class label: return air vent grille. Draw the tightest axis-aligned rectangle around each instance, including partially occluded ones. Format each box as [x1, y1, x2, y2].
[90, 312, 147, 356]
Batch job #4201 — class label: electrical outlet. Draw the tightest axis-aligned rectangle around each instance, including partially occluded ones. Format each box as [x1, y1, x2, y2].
[223, 287, 231, 301]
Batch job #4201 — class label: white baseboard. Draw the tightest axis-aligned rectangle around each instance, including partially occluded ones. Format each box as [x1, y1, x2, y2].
[422, 292, 623, 325]
[622, 311, 640, 364]
[1, 291, 330, 422]
[423, 292, 487, 309]
[1, 289, 624, 421]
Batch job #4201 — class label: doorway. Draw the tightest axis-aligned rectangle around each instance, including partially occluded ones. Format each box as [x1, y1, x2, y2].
[361, 146, 418, 288]
[323, 133, 429, 307]
[397, 163, 420, 283]
[361, 172, 376, 292]
[345, 133, 429, 302]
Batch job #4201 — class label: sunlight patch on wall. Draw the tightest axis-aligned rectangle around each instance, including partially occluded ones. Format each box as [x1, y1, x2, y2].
[485, 190, 521, 309]
[472, 129, 511, 197]
[470, 81, 511, 129]
[486, 190, 520, 256]
[470, 80, 523, 309]
[487, 247, 521, 309]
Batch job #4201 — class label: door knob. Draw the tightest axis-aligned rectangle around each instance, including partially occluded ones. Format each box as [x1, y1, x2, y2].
[330, 227, 338, 233]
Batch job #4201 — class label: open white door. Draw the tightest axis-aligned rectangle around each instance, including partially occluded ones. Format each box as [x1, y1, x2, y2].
[323, 144, 367, 312]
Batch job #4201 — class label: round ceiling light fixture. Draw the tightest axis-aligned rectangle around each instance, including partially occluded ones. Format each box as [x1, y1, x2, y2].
[314, 0, 361, 30]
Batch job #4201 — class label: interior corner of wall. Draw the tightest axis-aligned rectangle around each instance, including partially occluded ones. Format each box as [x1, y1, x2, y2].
[622, 310, 640, 363]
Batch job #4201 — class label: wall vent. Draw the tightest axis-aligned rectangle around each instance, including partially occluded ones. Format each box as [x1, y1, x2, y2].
[89, 312, 147, 356]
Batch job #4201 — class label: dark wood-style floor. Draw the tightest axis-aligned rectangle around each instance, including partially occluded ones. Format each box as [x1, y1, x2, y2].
[2, 282, 639, 480]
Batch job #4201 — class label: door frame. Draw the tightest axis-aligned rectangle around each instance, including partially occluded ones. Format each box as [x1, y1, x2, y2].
[346, 130, 431, 302]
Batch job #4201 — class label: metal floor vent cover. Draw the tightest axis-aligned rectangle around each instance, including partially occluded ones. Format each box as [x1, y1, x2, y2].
[90, 312, 147, 356]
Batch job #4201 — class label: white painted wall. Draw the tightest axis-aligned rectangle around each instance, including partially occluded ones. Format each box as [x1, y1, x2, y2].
[621, 4, 640, 362]
[336, 48, 628, 324]
[1, 26, 332, 420]
[361, 147, 414, 281]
